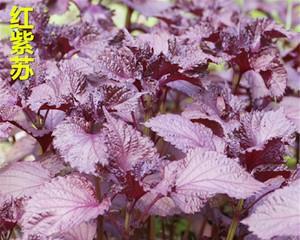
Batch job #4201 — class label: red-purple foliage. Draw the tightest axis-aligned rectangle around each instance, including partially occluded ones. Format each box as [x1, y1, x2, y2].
[0, 0, 299, 239]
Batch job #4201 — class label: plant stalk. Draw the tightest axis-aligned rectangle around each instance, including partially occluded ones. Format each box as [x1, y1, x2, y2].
[226, 199, 244, 240]
[286, 0, 293, 30]
[125, 7, 133, 31]
[148, 217, 155, 240]
[124, 210, 131, 232]
[95, 178, 104, 240]
[232, 70, 241, 94]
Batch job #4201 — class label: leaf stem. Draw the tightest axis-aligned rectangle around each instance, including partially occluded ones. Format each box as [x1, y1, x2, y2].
[161, 219, 166, 240]
[159, 87, 168, 114]
[148, 217, 155, 240]
[125, 6, 133, 31]
[226, 199, 244, 240]
[286, 0, 293, 30]
[296, 133, 299, 163]
[198, 216, 207, 238]
[95, 178, 104, 240]
[124, 200, 136, 238]
[182, 220, 191, 240]
[232, 69, 241, 94]
[124, 208, 131, 233]
[139, 194, 162, 223]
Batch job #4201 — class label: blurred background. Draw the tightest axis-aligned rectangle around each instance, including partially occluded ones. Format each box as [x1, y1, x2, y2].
[1, 0, 300, 40]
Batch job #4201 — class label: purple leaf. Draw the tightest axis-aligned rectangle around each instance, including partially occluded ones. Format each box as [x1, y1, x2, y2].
[53, 118, 108, 174]
[41, 109, 66, 132]
[249, 47, 287, 98]
[0, 194, 22, 233]
[96, 46, 141, 83]
[82, 5, 113, 28]
[286, 65, 300, 91]
[21, 175, 111, 237]
[0, 78, 17, 107]
[280, 97, 300, 134]
[27, 60, 87, 111]
[103, 109, 160, 178]
[156, 148, 264, 213]
[39, 153, 66, 177]
[235, 108, 295, 150]
[241, 70, 270, 99]
[73, 0, 89, 11]
[59, 221, 97, 240]
[145, 114, 225, 153]
[182, 85, 245, 135]
[46, 0, 69, 14]
[0, 161, 51, 198]
[137, 32, 173, 55]
[121, 0, 171, 17]
[242, 179, 300, 239]
[101, 85, 145, 121]
[136, 192, 180, 217]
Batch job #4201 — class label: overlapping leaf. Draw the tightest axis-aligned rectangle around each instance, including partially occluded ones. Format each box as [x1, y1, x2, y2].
[59, 221, 97, 240]
[182, 85, 245, 135]
[235, 108, 295, 150]
[280, 97, 300, 134]
[145, 114, 225, 153]
[53, 118, 108, 174]
[242, 179, 300, 239]
[101, 85, 144, 121]
[0, 194, 22, 233]
[0, 78, 17, 108]
[96, 46, 141, 83]
[136, 192, 180, 217]
[0, 161, 51, 198]
[27, 60, 87, 111]
[21, 175, 111, 237]
[103, 109, 160, 178]
[155, 148, 264, 213]
[248, 47, 287, 98]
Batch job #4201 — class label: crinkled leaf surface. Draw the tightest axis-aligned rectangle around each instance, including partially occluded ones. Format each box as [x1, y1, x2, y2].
[59, 221, 97, 240]
[27, 60, 87, 111]
[0, 161, 51, 198]
[145, 114, 225, 153]
[103, 109, 160, 178]
[53, 118, 108, 174]
[237, 108, 295, 149]
[280, 97, 300, 134]
[156, 148, 264, 213]
[0, 78, 17, 107]
[242, 179, 300, 239]
[136, 192, 180, 217]
[21, 175, 111, 237]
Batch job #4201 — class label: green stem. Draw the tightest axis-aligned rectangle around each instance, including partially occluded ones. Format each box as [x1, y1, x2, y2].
[159, 88, 168, 114]
[125, 7, 133, 31]
[124, 210, 131, 232]
[226, 199, 244, 240]
[124, 202, 132, 238]
[161, 219, 166, 240]
[148, 216, 155, 240]
[286, 0, 293, 30]
[182, 220, 191, 240]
